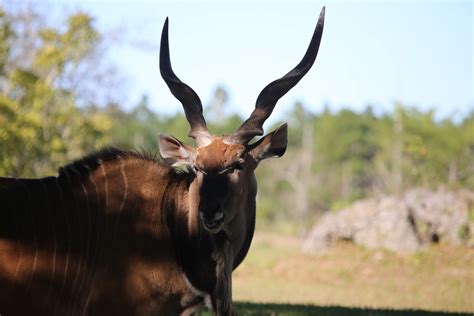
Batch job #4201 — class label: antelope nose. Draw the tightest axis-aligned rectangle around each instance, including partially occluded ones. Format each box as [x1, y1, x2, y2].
[200, 208, 223, 221]
[199, 206, 225, 234]
[200, 211, 213, 221]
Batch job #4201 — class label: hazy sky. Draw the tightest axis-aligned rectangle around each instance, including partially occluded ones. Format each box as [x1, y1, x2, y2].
[43, 0, 473, 124]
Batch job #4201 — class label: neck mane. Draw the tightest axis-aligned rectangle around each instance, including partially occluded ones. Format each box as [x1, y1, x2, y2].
[57, 148, 159, 178]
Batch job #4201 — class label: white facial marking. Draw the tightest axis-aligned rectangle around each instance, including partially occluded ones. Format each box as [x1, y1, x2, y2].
[214, 212, 224, 221]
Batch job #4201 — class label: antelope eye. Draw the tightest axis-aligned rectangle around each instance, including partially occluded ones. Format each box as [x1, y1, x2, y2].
[234, 161, 246, 170]
[217, 166, 233, 175]
[217, 160, 246, 175]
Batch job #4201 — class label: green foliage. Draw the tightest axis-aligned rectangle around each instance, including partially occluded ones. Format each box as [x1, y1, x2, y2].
[0, 5, 111, 177]
[314, 108, 378, 203]
[256, 104, 473, 226]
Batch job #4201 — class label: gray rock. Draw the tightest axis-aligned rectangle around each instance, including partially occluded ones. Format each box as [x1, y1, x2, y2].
[303, 188, 474, 254]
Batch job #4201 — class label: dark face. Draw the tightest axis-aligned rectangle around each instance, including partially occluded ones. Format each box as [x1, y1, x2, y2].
[197, 172, 231, 233]
[194, 139, 248, 233]
[158, 125, 288, 234]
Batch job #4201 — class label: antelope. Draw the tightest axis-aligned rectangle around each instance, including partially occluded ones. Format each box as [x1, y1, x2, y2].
[0, 7, 325, 315]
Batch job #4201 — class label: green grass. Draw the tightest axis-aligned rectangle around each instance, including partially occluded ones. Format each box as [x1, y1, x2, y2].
[229, 234, 474, 314]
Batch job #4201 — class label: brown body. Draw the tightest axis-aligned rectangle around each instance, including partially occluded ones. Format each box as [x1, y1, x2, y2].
[0, 7, 325, 315]
[0, 150, 254, 315]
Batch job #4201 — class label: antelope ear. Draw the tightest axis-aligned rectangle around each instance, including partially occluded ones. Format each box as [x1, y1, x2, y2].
[248, 123, 288, 162]
[158, 134, 196, 167]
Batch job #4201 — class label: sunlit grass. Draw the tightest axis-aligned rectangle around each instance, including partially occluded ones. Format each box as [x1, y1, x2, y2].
[229, 233, 474, 314]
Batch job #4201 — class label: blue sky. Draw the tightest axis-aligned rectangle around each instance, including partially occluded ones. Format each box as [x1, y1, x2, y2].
[44, 0, 472, 124]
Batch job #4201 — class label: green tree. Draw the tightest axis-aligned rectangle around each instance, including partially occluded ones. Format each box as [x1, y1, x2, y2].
[0, 5, 113, 177]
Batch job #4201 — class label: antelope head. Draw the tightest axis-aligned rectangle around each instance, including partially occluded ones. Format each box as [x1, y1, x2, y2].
[158, 8, 325, 234]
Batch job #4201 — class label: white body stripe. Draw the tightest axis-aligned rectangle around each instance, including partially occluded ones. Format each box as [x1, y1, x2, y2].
[16, 179, 38, 293]
[101, 164, 108, 210]
[81, 168, 100, 316]
[39, 178, 57, 312]
[115, 159, 128, 235]
[68, 167, 83, 316]
[12, 181, 23, 284]
[77, 181, 91, 313]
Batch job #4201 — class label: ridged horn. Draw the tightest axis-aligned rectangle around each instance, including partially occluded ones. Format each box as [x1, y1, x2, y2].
[160, 18, 211, 147]
[229, 7, 325, 144]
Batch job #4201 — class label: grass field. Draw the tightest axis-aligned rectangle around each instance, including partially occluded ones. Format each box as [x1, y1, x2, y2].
[214, 233, 474, 315]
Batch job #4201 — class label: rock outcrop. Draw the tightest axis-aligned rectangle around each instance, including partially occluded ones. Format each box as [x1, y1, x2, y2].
[303, 188, 474, 254]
